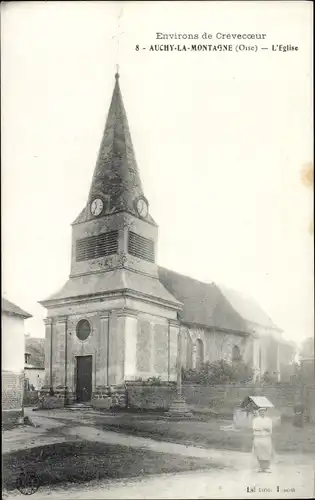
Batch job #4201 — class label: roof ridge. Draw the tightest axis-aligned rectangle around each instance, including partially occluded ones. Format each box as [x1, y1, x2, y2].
[158, 267, 281, 332]
[2, 297, 32, 318]
[158, 266, 214, 288]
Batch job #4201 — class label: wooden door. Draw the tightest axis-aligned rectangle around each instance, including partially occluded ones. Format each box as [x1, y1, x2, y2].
[76, 356, 92, 402]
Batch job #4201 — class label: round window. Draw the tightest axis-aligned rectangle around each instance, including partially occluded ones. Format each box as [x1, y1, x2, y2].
[76, 319, 91, 341]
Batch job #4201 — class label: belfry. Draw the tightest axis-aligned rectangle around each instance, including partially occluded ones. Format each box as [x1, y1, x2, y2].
[40, 73, 182, 406]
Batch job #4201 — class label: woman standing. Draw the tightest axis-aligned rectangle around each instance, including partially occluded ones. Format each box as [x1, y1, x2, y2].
[252, 407, 273, 472]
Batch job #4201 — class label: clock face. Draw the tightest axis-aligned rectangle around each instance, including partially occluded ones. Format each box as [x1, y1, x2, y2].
[136, 198, 148, 218]
[90, 198, 104, 217]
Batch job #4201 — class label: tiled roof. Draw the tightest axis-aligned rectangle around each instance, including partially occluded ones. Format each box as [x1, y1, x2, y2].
[73, 73, 155, 225]
[216, 283, 280, 330]
[158, 267, 281, 333]
[25, 337, 45, 369]
[2, 298, 32, 319]
[158, 267, 248, 333]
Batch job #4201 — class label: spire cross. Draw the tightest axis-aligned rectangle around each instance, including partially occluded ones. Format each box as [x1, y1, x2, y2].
[112, 8, 125, 75]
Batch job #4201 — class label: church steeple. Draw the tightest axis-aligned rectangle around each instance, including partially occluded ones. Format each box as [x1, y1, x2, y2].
[74, 72, 150, 225]
[41, 69, 181, 313]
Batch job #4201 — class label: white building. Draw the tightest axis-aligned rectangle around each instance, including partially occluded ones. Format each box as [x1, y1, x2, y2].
[2, 298, 32, 425]
[24, 336, 45, 391]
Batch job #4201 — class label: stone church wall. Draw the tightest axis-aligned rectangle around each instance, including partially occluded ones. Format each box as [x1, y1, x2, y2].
[180, 325, 253, 369]
[66, 312, 101, 395]
[135, 313, 177, 382]
[42, 309, 125, 404]
[180, 325, 280, 381]
[41, 304, 179, 408]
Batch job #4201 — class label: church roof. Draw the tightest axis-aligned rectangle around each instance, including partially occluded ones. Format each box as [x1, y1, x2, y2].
[41, 266, 281, 334]
[73, 73, 155, 225]
[40, 269, 182, 309]
[215, 283, 279, 330]
[158, 267, 281, 334]
[2, 298, 32, 319]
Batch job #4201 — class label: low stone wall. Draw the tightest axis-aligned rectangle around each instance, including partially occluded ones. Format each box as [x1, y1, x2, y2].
[2, 370, 24, 411]
[34, 381, 304, 419]
[2, 371, 25, 428]
[91, 385, 127, 410]
[126, 381, 177, 410]
[23, 390, 40, 407]
[125, 382, 300, 418]
[39, 386, 75, 409]
[182, 384, 300, 418]
[2, 409, 24, 429]
[38, 385, 126, 409]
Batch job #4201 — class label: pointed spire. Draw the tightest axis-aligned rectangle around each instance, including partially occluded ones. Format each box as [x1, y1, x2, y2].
[87, 72, 145, 217]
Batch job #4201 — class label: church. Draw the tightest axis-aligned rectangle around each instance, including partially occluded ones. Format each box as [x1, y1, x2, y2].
[40, 73, 286, 408]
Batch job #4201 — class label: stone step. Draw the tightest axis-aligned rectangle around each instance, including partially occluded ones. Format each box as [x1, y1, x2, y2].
[166, 395, 193, 420]
[65, 403, 93, 410]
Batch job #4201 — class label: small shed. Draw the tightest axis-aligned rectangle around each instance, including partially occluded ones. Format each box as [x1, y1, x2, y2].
[234, 396, 280, 429]
[240, 396, 274, 413]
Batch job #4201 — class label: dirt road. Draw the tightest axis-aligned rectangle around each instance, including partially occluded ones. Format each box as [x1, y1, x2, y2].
[3, 409, 314, 499]
[3, 465, 313, 499]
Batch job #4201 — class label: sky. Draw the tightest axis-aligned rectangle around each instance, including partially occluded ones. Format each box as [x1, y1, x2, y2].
[1, 1, 313, 346]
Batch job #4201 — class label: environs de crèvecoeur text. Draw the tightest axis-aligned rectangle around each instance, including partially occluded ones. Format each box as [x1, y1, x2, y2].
[156, 32, 267, 40]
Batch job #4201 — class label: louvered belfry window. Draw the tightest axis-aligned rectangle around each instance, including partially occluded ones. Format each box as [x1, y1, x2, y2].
[128, 231, 155, 263]
[76, 231, 118, 262]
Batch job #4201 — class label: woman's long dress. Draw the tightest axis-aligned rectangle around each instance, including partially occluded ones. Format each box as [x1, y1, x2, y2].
[252, 415, 273, 470]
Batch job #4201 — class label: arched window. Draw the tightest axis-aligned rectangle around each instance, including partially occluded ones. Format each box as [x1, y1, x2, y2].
[232, 345, 241, 362]
[186, 332, 193, 369]
[196, 339, 204, 370]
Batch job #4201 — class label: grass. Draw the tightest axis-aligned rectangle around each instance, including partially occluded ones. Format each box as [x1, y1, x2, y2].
[90, 413, 315, 454]
[2, 441, 217, 491]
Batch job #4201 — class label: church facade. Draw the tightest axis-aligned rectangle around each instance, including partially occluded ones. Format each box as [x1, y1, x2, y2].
[40, 73, 285, 408]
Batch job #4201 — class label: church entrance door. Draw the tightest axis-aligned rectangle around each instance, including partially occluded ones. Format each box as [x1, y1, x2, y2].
[76, 355, 92, 402]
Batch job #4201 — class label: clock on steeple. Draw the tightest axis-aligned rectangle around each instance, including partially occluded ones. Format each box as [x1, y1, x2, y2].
[136, 197, 148, 218]
[90, 198, 104, 217]
[70, 72, 160, 278]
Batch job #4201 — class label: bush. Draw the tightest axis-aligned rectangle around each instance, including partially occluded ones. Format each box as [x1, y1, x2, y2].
[146, 376, 163, 386]
[182, 359, 253, 385]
